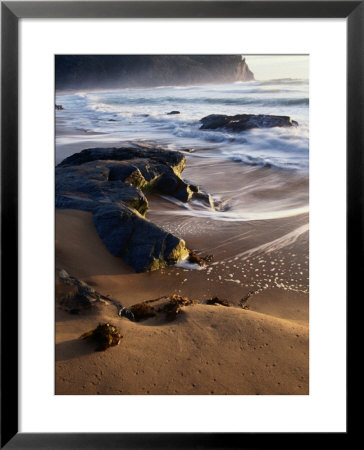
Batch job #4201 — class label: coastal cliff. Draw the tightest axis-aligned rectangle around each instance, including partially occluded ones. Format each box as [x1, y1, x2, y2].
[55, 55, 254, 90]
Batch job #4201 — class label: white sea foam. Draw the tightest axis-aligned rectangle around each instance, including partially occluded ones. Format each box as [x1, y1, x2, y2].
[56, 79, 309, 221]
[175, 258, 205, 271]
[236, 223, 309, 259]
[153, 199, 309, 222]
[56, 79, 309, 173]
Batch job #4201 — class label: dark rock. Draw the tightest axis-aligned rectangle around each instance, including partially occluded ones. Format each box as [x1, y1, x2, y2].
[55, 104, 64, 110]
[57, 148, 191, 202]
[189, 184, 199, 193]
[55, 147, 210, 272]
[57, 269, 100, 314]
[213, 198, 231, 212]
[56, 268, 135, 319]
[129, 294, 194, 322]
[192, 191, 215, 209]
[57, 270, 98, 314]
[55, 194, 98, 212]
[59, 289, 96, 314]
[93, 203, 188, 272]
[206, 297, 231, 307]
[201, 254, 214, 263]
[167, 111, 180, 115]
[57, 147, 186, 174]
[106, 158, 192, 201]
[200, 114, 298, 132]
[154, 168, 193, 202]
[129, 303, 157, 322]
[158, 295, 194, 321]
[118, 307, 135, 321]
[56, 162, 149, 215]
[80, 323, 122, 351]
[188, 250, 214, 266]
[188, 250, 206, 266]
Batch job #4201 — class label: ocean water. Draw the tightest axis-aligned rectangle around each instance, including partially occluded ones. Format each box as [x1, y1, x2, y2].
[56, 79, 309, 223]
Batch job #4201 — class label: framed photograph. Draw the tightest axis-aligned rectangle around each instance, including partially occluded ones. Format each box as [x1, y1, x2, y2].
[1, 1, 356, 447]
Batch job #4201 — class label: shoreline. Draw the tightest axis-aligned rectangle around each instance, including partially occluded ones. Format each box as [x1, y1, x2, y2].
[56, 197, 309, 395]
[55, 97, 309, 394]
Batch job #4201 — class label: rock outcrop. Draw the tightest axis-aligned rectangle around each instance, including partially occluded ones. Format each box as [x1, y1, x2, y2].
[93, 203, 187, 272]
[55, 55, 254, 90]
[56, 146, 204, 272]
[200, 114, 298, 132]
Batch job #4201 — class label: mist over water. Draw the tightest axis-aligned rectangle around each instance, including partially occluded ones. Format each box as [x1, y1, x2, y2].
[56, 79, 309, 223]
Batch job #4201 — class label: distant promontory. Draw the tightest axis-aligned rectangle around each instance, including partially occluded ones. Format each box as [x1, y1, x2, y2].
[55, 55, 254, 90]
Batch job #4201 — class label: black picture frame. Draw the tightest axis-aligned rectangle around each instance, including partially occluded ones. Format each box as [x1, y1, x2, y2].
[1, 1, 357, 448]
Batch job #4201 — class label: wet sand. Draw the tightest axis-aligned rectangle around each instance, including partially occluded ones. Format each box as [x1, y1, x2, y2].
[56, 204, 309, 395]
[55, 77, 309, 396]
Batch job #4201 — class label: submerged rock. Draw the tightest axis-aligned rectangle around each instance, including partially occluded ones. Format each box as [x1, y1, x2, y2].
[200, 114, 298, 132]
[192, 191, 215, 209]
[167, 110, 180, 115]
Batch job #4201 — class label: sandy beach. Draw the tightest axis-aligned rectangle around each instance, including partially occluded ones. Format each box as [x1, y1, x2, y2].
[55, 61, 309, 395]
[56, 203, 308, 395]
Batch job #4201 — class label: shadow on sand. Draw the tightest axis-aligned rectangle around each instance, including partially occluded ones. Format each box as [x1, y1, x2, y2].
[56, 338, 96, 362]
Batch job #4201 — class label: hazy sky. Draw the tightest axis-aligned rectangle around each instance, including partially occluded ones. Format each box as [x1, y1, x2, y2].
[243, 55, 309, 81]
